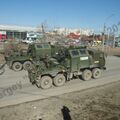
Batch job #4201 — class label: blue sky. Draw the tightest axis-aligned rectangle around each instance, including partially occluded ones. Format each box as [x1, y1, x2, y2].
[0, 0, 120, 31]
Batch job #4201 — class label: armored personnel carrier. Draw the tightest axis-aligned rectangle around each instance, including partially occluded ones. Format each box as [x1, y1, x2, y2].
[28, 45, 106, 89]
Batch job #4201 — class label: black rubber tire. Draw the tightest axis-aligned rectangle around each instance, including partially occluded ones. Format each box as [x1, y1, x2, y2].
[37, 76, 53, 89]
[23, 61, 32, 70]
[53, 74, 66, 87]
[82, 69, 92, 81]
[92, 68, 101, 79]
[12, 62, 22, 71]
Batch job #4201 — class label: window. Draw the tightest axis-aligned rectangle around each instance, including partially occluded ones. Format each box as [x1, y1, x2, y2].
[71, 50, 79, 56]
[79, 49, 86, 55]
[44, 44, 50, 48]
[36, 45, 43, 48]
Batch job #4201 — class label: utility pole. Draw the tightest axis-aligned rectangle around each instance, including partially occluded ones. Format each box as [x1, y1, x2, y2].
[102, 23, 106, 51]
[102, 14, 115, 51]
[113, 34, 115, 48]
[92, 33, 95, 46]
[41, 23, 46, 43]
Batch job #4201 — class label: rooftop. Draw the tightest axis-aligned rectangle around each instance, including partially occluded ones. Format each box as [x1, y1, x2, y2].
[0, 24, 37, 32]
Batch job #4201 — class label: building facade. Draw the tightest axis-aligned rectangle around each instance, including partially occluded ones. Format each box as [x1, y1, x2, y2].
[0, 24, 37, 40]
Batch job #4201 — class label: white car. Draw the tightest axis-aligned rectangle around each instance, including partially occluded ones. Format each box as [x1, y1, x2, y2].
[22, 39, 36, 44]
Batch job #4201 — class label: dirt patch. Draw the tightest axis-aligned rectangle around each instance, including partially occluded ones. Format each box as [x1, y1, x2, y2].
[104, 47, 120, 56]
[90, 46, 120, 56]
[0, 81, 120, 120]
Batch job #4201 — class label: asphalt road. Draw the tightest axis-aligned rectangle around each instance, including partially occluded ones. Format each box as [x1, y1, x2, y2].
[0, 56, 120, 108]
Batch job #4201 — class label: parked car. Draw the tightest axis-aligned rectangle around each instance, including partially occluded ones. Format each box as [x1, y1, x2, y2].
[22, 39, 36, 44]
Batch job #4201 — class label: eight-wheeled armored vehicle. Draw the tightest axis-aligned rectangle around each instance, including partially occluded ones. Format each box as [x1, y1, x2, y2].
[28, 45, 106, 89]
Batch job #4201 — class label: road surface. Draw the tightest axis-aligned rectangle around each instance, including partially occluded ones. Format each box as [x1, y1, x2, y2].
[0, 56, 120, 108]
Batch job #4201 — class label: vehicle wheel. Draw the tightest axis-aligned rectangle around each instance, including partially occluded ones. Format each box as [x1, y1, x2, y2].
[23, 61, 32, 70]
[92, 68, 101, 79]
[37, 76, 53, 89]
[53, 74, 66, 87]
[12, 62, 22, 71]
[82, 69, 92, 81]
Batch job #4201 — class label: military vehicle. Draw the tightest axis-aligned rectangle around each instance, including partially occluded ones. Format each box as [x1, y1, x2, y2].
[5, 43, 52, 71]
[28, 45, 106, 89]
